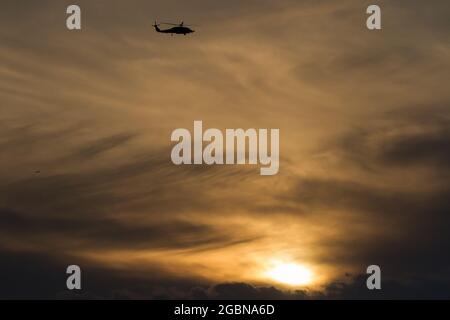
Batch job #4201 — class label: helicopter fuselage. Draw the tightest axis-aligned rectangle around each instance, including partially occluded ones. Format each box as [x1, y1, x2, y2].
[155, 25, 194, 35]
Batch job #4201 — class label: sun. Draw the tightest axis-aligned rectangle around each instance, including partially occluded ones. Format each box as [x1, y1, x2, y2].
[266, 262, 313, 286]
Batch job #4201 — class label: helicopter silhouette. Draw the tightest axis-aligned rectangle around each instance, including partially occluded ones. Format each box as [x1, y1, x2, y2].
[153, 21, 195, 36]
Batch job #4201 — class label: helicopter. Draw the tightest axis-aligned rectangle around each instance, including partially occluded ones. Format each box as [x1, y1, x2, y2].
[153, 21, 195, 36]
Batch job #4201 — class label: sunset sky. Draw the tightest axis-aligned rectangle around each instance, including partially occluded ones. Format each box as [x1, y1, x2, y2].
[0, 0, 449, 299]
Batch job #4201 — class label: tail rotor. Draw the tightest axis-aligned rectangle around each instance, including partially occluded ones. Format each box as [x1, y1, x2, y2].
[153, 21, 161, 32]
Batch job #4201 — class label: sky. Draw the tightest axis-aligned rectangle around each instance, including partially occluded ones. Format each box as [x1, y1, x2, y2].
[0, 0, 449, 299]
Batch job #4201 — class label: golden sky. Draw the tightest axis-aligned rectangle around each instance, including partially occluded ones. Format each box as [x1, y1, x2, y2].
[0, 0, 449, 298]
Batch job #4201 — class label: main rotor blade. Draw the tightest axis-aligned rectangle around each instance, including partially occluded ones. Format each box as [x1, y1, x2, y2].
[160, 22, 197, 27]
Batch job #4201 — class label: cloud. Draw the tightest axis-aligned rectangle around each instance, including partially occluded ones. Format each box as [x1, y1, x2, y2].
[71, 133, 136, 160]
[0, 0, 450, 299]
[323, 274, 450, 299]
[327, 110, 450, 170]
[192, 282, 309, 300]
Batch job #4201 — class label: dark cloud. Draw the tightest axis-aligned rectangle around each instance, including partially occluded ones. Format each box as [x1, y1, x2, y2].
[329, 112, 450, 170]
[188, 282, 308, 300]
[0, 145, 260, 253]
[2, 248, 448, 300]
[378, 129, 450, 167]
[71, 133, 136, 160]
[0, 207, 255, 251]
[0, 249, 210, 299]
[323, 274, 450, 299]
